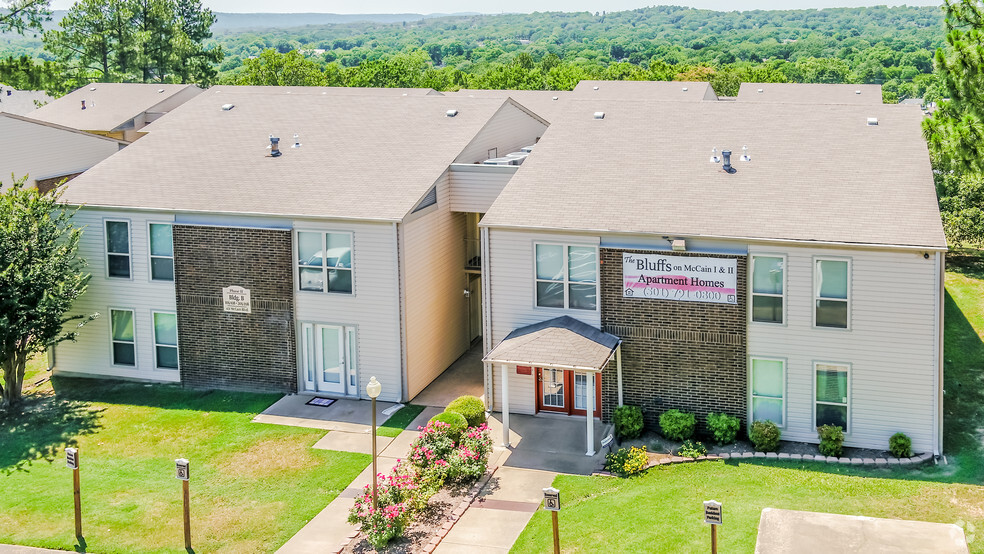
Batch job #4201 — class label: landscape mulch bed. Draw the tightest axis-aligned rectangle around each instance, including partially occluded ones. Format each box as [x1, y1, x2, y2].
[342, 484, 471, 553]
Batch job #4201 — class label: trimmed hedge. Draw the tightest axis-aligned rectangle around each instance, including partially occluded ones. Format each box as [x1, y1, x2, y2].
[446, 395, 486, 427]
[659, 409, 695, 441]
[428, 411, 468, 440]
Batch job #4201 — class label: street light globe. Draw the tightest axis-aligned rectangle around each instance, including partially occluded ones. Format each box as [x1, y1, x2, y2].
[366, 376, 382, 399]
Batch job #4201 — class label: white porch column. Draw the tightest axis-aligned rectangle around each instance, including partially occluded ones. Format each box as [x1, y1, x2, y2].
[501, 363, 511, 448]
[616, 344, 624, 407]
[586, 370, 596, 456]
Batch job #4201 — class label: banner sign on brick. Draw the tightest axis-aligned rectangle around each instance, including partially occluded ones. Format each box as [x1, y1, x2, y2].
[222, 286, 251, 313]
[622, 253, 737, 304]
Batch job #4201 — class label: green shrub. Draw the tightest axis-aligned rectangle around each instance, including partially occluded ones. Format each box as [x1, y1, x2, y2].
[889, 432, 913, 458]
[446, 395, 486, 427]
[749, 420, 781, 452]
[659, 409, 695, 441]
[428, 411, 467, 440]
[613, 405, 645, 440]
[605, 446, 649, 477]
[678, 440, 707, 458]
[817, 424, 845, 457]
[706, 412, 740, 445]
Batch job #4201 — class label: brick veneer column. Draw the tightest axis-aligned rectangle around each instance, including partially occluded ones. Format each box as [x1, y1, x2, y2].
[172, 225, 297, 393]
[600, 248, 747, 434]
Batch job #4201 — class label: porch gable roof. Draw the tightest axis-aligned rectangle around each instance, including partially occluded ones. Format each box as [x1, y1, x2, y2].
[483, 316, 620, 372]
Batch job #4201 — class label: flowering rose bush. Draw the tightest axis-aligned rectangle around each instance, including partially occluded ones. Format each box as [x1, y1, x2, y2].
[347, 465, 422, 548]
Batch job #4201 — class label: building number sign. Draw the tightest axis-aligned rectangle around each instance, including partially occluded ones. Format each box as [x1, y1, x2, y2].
[222, 286, 251, 314]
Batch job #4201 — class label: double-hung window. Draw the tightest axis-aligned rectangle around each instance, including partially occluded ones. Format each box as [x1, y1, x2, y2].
[149, 224, 174, 281]
[750, 358, 785, 426]
[750, 255, 784, 324]
[534, 244, 597, 310]
[153, 312, 179, 369]
[815, 258, 850, 328]
[110, 309, 136, 366]
[297, 231, 353, 294]
[105, 220, 131, 278]
[815, 363, 849, 431]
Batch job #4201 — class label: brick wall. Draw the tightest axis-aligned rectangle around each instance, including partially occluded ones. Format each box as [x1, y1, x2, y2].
[600, 248, 747, 434]
[173, 225, 297, 393]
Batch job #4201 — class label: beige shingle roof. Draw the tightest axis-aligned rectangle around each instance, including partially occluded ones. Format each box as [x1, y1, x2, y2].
[443, 89, 571, 123]
[60, 88, 519, 221]
[0, 85, 53, 115]
[29, 83, 201, 131]
[482, 98, 945, 249]
[484, 316, 620, 371]
[573, 80, 718, 101]
[737, 83, 884, 104]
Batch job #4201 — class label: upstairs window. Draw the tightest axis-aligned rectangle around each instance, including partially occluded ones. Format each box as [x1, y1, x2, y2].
[535, 244, 597, 311]
[297, 231, 353, 294]
[105, 220, 131, 278]
[149, 223, 174, 281]
[815, 259, 850, 329]
[751, 255, 784, 324]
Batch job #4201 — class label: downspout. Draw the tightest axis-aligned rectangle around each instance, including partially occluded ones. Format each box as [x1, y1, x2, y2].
[481, 225, 494, 410]
[394, 222, 409, 403]
[936, 251, 945, 456]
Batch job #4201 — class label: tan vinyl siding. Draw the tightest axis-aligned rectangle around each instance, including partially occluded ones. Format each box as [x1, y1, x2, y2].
[747, 245, 939, 453]
[293, 219, 403, 403]
[454, 102, 547, 164]
[449, 164, 518, 213]
[402, 172, 472, 398]
[0, 116, 120, 188]
[54, 209, 179, 382]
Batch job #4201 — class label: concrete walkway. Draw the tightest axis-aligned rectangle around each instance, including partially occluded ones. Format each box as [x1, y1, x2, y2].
[412, 343, 485, 408]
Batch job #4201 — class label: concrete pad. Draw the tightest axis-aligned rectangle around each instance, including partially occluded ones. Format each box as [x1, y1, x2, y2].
[254, 395, 396, 432]
[379, 428, 420, 458]
[755, 508, 969, 554]
[0, 546, 74, 554]
[312, 430, 394, 454]
[276, 495, 359, 554]
[486, 413, 608, 475]
[351, 456, 402, 488]
[435, 543, 509, 554]
[437, 507, 534, 552]
[413, 344, 485, 408]
[477, 466, 557, 504]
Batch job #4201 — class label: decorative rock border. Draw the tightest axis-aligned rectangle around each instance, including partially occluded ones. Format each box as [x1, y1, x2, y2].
[593, 451, 936, 476]
[334, 465, 500, 554]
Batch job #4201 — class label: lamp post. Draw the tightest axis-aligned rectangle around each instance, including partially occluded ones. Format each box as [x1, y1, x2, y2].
[366, 376, 382, 510]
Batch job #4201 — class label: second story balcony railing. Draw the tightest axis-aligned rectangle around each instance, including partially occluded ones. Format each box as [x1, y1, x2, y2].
[465, 238, 481, 270]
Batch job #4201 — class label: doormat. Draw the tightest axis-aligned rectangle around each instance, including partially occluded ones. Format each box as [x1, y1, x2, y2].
[306, 397, 336, 408]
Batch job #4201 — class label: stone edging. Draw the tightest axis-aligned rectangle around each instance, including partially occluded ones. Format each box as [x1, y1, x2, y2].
[334, 465, 499, 554]
[593, 451, 935, 476]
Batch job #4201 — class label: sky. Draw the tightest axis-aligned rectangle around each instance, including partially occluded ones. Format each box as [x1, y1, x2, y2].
[48, 0, 941, 13]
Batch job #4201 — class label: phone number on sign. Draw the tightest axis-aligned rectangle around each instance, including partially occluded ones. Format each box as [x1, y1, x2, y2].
[626, 287, 736, 303]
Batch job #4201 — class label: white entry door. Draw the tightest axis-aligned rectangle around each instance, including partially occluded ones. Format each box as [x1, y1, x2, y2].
[301, 323, 358, 395]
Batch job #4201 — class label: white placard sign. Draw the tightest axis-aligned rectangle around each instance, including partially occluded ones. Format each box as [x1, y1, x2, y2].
[704, 500, 723, 525]
[622, 253, 737, 304]
[222, 286, 251, 313]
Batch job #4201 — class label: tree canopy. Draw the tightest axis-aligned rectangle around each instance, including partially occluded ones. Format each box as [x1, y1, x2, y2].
[0, 0, 50, 34]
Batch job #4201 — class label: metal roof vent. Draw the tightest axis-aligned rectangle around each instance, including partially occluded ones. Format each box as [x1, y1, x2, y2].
[268, 135, 281, 157]
[740, 145, 751, 162]
[552, 96, 558, 100]
[593, 86, 599, 90]
[291, 133, 301, 148]
[221, 103, 234, 111]
[867, 117, 879, 126]
[158, 88, 165, 93]
[593, 111, 605, 119]
[446, 109, 458, 117]
[682, 87, 688, 91]
[757, 88, 764, 93]
[721, 150, 736, 174]
[709, 148, 720, 163]
[855, 90, 862, 95]
[89, 86, 96, 91]
[81, 100, 86, 110]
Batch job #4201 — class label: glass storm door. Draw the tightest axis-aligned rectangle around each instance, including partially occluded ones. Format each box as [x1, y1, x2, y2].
[317, 326, 345, 394]
[537, 368, 568, 413]
[301, 323, 357, 395]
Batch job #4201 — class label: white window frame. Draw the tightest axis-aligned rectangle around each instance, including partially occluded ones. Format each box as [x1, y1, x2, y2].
[147, 222, 174, 283]
[295, 230, 355, 296]
[532, 242, 599, 312]
[813, 361, 851, 434]
[813, 256, 851, 330]
[749, 254, 786, 326]
[108, 307, 137, 368]
[749, 356, 786, 428]
[104, 219, 132, 280]
[152, 310, 179, 370]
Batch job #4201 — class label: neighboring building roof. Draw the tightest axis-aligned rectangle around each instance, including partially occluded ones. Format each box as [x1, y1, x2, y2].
[0, 84, 53, 115]
[482, 98, 946, 249]
[484, 316, 620, 371]
[28, 83, 201, 132]
[60, 88, 526, 221]
[444, 89, 571, 122]
[0, 111, 128, 144]
[573, 80, 718, 101]
[737, 83, 884, 104]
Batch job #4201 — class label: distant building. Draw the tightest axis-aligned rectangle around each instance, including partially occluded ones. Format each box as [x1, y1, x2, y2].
[0, 84, 53, 116]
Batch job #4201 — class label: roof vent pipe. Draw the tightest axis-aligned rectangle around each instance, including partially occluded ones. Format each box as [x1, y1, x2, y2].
[291, 133, 301, 148]
[721, 150, 736, 174]
[269, 135, 281, 157]
[81, 100, 86, 110]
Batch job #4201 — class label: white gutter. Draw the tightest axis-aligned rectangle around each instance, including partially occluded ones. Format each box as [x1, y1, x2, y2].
[63, 204, 403, 224]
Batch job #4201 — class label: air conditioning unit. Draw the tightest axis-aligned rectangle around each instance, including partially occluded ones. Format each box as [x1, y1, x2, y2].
[520, 145, 535, 153]
[482, 157, 518, 166]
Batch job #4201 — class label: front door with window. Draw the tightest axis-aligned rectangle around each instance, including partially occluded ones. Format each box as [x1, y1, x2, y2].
[535, 367, 601, 417]
[301, 323, 358, 396]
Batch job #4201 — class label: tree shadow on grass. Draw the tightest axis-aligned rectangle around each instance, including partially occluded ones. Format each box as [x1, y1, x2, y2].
[940, 288, 984, 483]
[0, 391, 103, 474]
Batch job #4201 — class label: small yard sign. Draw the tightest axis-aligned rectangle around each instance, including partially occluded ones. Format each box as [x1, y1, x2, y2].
[222, 286, 251, 313]
[704, 500, 723, 525]
[175, 458, 190, 481]
[66, 447, 79, 470]
[543, 487, 561, 511]
[601, 434, 614, 449]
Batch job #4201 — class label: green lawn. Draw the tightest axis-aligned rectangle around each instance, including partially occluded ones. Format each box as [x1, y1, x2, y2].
[0, 375, 370, 554]
[514, 258, 984, 553]
[378, 404, 426, 438]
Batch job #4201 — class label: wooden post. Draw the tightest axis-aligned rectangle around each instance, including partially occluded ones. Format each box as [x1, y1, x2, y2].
[182, 479, 191, 550]
[73, 466, 82, 538]
[551, 510, 560, 554]
[711, 523, 717, 554]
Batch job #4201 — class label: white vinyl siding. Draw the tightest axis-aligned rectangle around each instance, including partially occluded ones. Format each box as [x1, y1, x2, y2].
[448, 163, 518, 213]
[454, 101, 547, 164]
[492, 364, 537, 415]
[402, 172, 471, 398]
[747, 245, 938, 452]
[55, 208, 179, 382]
[293, 219, 402, 403]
